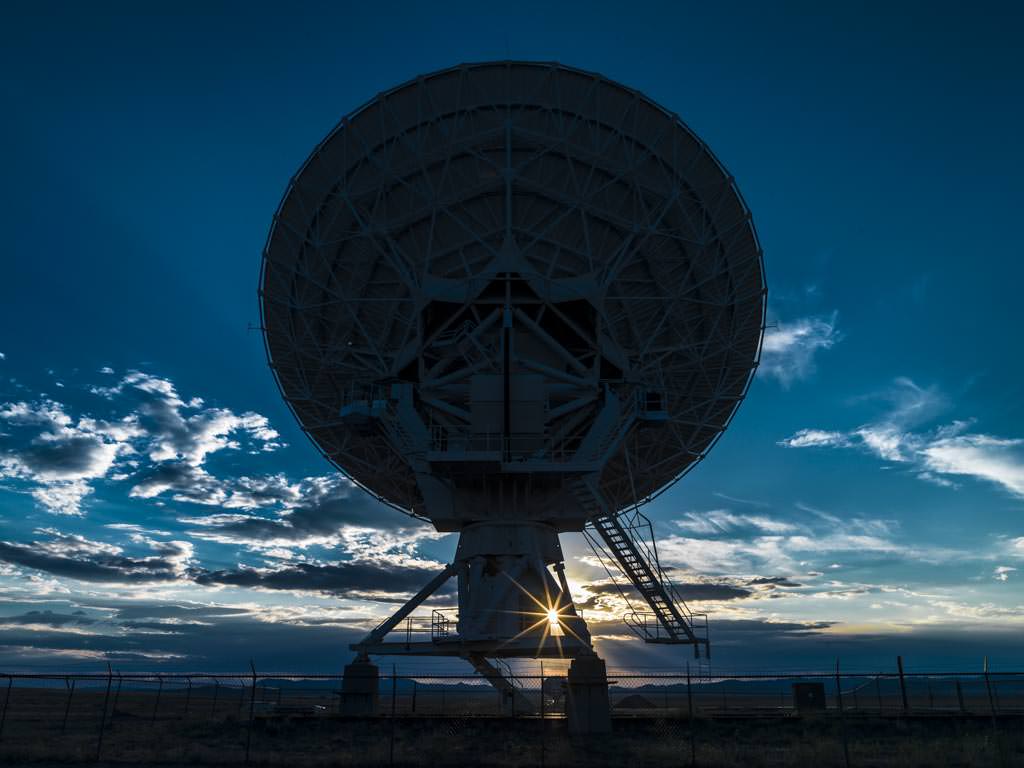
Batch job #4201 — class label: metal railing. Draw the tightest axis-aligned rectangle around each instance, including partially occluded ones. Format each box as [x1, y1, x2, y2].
[430, 610, 450, 641]
[426, 426, 590, 464]
[624, 610, 709, 646]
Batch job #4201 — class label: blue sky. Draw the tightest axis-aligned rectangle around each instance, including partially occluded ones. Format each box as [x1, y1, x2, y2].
[1, 1, 1022, 674]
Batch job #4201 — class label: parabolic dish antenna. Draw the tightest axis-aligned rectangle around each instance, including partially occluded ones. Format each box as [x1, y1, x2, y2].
[260, 61, 765, 730]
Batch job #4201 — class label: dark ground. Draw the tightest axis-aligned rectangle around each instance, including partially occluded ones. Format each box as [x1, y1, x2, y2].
[1, 684, 1022, 766]
[1, 711, 1023, 766]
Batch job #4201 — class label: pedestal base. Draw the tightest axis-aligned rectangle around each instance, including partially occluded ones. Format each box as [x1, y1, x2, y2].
[565, 655, 611, 735]
[340, 660, 379, 715]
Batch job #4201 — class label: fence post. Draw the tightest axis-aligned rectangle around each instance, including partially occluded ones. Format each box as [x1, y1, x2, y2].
[687, 662, 696, 768]
[955, 679, 965, 713]
[211, 678, 220, 719]
[983, 657, 1005, 763]
[95, 662, 113, 761]
[983, 657, 997, 716]
[245, 660, 257, 765]
[540, 662, 546, 768]
[875, 675, 882, 713]
[184, 677, 192, 719]
[412, 680, 417, 714]
[111, 672, 123, 722]
[896, 656, 909, 714]
[62, 677, 76, 733]
[835, 659, 850, 768]
[539, 663, 545, 721]
[389, 665, 397, 767]
[0, 675, 12, 743]
[152, 674, 163, 724]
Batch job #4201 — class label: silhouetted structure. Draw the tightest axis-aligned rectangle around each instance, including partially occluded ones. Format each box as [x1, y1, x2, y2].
[259, 62, 766, 732]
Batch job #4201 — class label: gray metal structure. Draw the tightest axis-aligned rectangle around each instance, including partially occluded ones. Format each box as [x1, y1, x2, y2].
[259, 61, 766, 724]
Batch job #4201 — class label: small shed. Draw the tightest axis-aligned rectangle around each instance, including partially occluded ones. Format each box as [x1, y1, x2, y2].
[792, 682, 826, 711]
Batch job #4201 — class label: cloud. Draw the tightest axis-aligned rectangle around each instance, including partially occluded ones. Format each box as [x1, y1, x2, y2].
[647, 500, 962, 580]
[0, 598, 373, 671]
[780, 378, 1024, 498]
[921, 435, 1024, 497]
[579, 579, 752, 608]
[0, 371, 282, 515]
[778, 429, 850, 449]
[105, 603, 252, 621]
[994, 566, 1016, 582]
[93, 371, 282, 465]
[0, 526, 445, 601]
[1, 610, 95, 628]
[129, 462, 246, 505]
[193, 560, 449, 598]
[657, 534, 798, 574]
[759, 312, 840, 387]
[0, 399, 138, 514]
[105, 523, 173, 537]
[748, 576, 803, 588]
[18, 435, 122, 479]
[711, 492, 770, 508]
[864, 377, 949, 427]
[0, 531, 194, 584]
[674, 510, 798, 535]
[177, 474, 436, 559]
[0, 369, 450, 611]
[28, 480, 96, 517]
[4, 598, 1022, 674]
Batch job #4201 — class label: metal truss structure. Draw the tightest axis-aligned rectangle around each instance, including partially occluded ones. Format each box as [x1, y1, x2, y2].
[260, 62, 766, 709]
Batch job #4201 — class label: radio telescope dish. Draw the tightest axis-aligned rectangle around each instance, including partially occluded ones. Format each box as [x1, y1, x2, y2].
[260, 62, 765, 728]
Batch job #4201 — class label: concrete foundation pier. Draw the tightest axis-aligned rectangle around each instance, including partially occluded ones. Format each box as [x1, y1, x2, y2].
[340, 659, 379, 715]
[565, 654, 612, 735]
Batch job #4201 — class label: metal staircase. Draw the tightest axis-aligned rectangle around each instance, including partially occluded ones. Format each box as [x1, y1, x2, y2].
[569, 475, 710, 658]
[467, 654, 535, 714]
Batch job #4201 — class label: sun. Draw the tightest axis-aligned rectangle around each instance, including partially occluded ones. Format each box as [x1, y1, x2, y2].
[547, 607, 564, 637]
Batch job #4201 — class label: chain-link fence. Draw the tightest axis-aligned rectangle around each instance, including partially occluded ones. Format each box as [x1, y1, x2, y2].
[0, 664, 1021, 765]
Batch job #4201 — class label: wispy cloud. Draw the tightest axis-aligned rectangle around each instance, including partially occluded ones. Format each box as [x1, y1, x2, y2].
[759, 312, 841, 387]
[778, 429, 850, 449]
[654, 500, 963, 579]
[921, 435, 1024, 497]
[779, 377, 1024, 499]
[674, 509, 799, 535]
